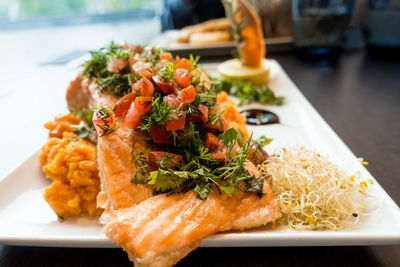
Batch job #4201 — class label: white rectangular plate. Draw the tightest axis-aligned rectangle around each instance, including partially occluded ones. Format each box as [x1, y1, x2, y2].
[1, 61, 400, 248]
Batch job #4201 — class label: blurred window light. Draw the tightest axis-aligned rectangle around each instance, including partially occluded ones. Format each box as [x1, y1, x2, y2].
[0, 0, 161, 30]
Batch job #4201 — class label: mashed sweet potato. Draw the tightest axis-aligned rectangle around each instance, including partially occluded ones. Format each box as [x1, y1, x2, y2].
[39, 114, 102, 218]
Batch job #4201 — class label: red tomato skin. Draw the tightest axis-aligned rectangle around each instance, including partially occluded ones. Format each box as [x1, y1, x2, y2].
[247, 146, 268, 165]
[124, 103, 142, 128]
[198, 104, 208, 122]
[152, 75, 175, 94]
[204, 132, 218, 151]
[187, 114, 203, 124]
[113, 92, 136, 117]
[211, 146, 227, 160]
[173, 68, 192, 88]
[107, 58, 128, 73]
[92, 108, 116, 135]
[204, 116, 228, 132]
[134, 96, 152, 113]
[175, 58, 193, 69]
[132, 61, 154, 79]
[163, 94, 182, 109]
[150, 126, 173, 144]
[160, 52, 172, 61]
[132, 80, 141, 95]
[148, 151, 183, 170]
[139, 77, 154, 96]
[166, 112, 186, 131]
[129, 56, 138, 73]
[179, 85, 196, 103]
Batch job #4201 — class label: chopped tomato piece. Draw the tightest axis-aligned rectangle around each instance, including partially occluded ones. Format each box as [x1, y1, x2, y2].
[198, 104, 208, 122]
[175, 58, 193, 69]
[124, 103, 142, 128]
[166, 111, 186, 131]
[211, 142, 240, 161]
[152, 75, 175, 94]
[129, 56, 138, 73]
[204, 132, 218, 151]
[179, 85, 196, 103]
[160, 52, 172, 61]
[132, 78, 154, 97]
[132, 80, 141, 95]
[134, 96, 152, 113]
[93, 105, 116, 134]
[163, 94, 181, 109]
[173, 68, 192, 88]
[228, 142, 241, 159]
[139, 77, 154, 96]
[132, 61, 154, 79]
[243, 161, 260, 177]
[122, 41, 131, 50]
[113, 92, 136, 117]
[148, 151, 183, 170]
[211, 146, 227, 160]
[150, 126, 173, 144]
[247, 145, 268, 165]
[107, 57, 128, 73]
[187, 114, 203, 123]
[204, 115, 228, 132]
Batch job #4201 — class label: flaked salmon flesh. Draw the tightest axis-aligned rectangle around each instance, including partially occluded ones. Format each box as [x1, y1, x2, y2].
[66, 74, 282, 267]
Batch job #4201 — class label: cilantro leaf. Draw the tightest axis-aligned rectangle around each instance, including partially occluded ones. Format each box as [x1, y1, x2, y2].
[193, 183, 212, 200]
[218, 128, 238, 145]
[246, 177, 265, 198]
[148, 169, 191, 192]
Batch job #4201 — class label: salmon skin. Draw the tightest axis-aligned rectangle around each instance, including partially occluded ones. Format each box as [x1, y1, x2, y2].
[66, 69, 281, 266]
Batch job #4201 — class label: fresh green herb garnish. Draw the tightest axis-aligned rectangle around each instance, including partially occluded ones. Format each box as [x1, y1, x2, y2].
[159, 63, 175, 81]
[254, 135, 273, 150]
[130, 140, 151, 182]
[219, 128, 238, 145]
[131, 127, 266, 199]
[81, 42, 137, 97]
[98, 73, 137, 97]
[69, 108, 93, 127]
[69, 108, 95, 141]
[138, 95, 172, 133]
[212, 77, 284, 106]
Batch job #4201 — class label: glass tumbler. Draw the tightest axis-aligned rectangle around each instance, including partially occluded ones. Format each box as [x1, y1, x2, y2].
[292, 0, 355, 62]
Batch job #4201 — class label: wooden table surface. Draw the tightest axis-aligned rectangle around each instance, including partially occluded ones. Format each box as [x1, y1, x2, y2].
[1, 50, 399, 267]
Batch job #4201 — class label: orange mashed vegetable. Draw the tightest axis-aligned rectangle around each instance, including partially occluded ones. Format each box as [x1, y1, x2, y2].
[217, 91, 248, 139]
[38, 114, 102, 218]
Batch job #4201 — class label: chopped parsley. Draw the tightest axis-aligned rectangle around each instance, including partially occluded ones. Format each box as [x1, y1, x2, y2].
[131, 126, 267, 200]
[81, 42, 138, 97]
[212, 77, 284, 106]
[69, 108, 95, 142]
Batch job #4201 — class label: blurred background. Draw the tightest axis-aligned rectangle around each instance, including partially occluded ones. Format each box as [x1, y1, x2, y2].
[1, 0, 399, 65]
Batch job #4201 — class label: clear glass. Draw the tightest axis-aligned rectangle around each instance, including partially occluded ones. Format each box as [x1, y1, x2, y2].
[292, 0, 354, 61]
[366, 0, 400, 59]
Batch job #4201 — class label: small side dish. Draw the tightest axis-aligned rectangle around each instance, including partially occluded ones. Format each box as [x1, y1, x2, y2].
[39, 114, 101, 218]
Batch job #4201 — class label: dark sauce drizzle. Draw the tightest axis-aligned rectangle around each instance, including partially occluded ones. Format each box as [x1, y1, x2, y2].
[240, 109, 280, 126]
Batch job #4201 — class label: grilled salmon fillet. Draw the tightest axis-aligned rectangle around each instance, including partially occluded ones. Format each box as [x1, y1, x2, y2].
[67, 73, 281, 267]
[105, 178, 280, 267]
